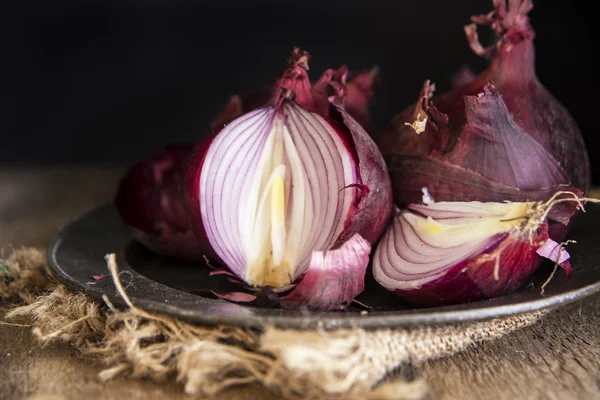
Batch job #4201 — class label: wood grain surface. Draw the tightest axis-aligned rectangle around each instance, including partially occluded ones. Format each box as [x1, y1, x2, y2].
[1, 167, 599, 400]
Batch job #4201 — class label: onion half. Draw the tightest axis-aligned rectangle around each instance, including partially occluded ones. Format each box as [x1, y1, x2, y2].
[184, 49, 392, 310]
[192, 103, 358, 286]
[373, 193, 581, 306]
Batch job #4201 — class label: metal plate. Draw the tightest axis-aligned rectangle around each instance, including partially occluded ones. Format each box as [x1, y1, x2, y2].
[48, 203, 600, 329]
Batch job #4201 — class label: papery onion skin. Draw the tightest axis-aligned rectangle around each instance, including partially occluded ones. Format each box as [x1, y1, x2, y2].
[328, 102, 392, 246]
[379, 0, 590, 197]
[382, 81, 571, 205]
[338, 67, 379, 137]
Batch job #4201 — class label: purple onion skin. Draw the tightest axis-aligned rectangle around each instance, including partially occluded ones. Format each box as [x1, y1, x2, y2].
[211, 68, 378, 136]
[379, 0, 590, 196]
[327, 107, 393, 246]
[395, 224, 549, 307]
[280, 233, 371, 311]
[114, 144, 206, 261]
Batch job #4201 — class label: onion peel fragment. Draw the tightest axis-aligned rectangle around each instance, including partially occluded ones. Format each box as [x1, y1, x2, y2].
[280, 233, 371, 311]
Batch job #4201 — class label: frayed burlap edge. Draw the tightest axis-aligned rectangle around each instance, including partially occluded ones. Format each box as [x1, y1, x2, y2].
[0, 247, 53, 303]
[1, 248, 546, 400]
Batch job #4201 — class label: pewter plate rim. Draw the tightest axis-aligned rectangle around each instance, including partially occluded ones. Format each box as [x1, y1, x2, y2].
[47, 203, 600, 330]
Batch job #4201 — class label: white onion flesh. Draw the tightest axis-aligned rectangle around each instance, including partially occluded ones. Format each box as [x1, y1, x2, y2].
[373, 201, 533, 290]
[199, 102, 359, 287]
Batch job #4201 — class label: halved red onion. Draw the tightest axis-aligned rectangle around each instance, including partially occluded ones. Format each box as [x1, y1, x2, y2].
[193, 103, 358, 287]
[184, 49, 392, 310]
[373, 195, 580, 306]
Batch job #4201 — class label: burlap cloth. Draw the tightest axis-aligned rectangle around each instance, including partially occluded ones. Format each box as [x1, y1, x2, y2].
[2, 167, 600, 400]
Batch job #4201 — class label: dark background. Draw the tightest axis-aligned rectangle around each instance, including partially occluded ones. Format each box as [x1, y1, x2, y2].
[1, 1, 597, 182]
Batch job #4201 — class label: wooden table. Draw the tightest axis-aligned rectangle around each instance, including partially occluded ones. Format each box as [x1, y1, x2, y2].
[2, 167, 600, 400]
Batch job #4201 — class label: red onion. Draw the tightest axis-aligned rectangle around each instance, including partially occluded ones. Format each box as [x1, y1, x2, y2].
[114, 144, 205, 261]
[182, 49, 391, 310]
[373, 191, 582, 306]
